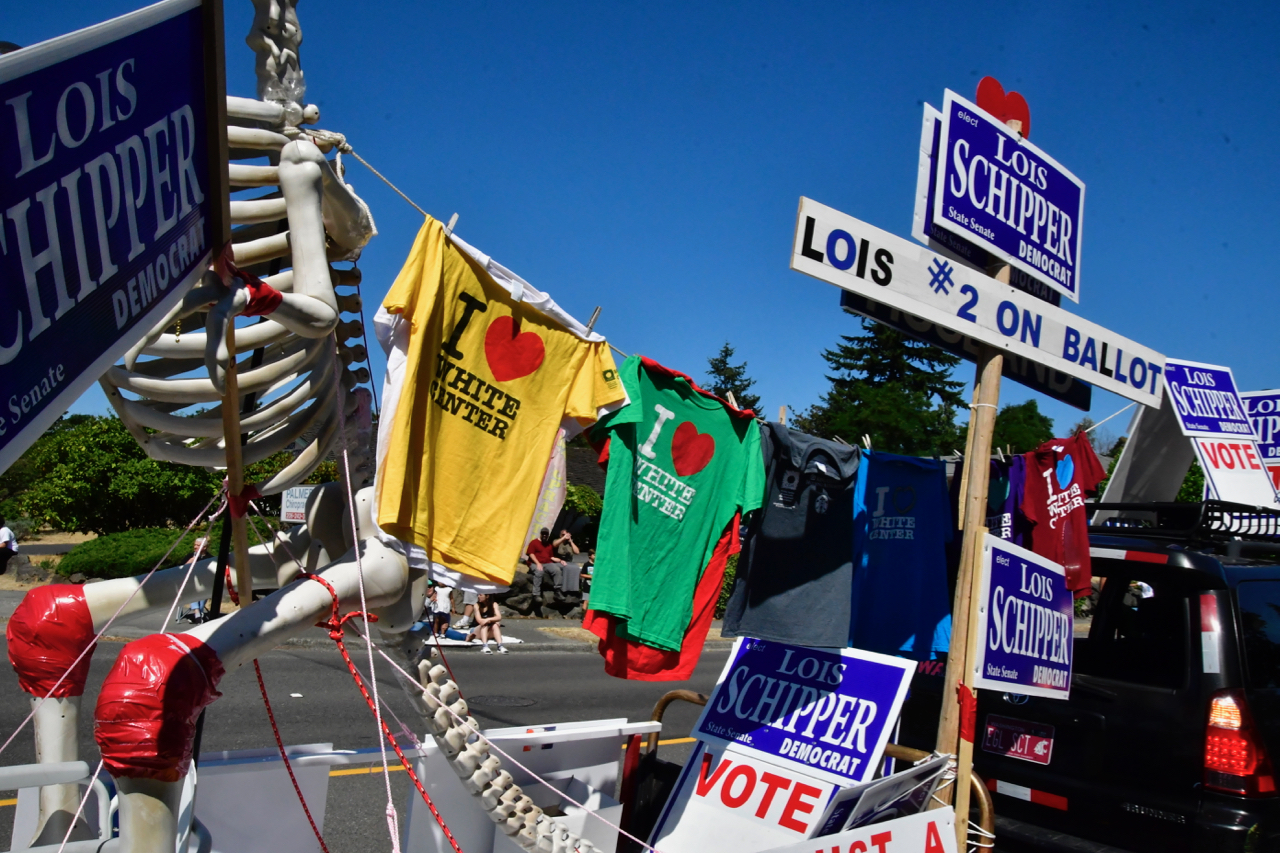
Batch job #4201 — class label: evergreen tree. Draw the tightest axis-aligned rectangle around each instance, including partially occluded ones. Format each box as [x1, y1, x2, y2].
[793, 321, 965, 455]
[706, 342, 761, 412]
[992, 400, 1055, 453]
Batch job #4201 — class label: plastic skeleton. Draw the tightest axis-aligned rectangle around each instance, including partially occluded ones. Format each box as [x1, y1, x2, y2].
[8, 3, 603, 851]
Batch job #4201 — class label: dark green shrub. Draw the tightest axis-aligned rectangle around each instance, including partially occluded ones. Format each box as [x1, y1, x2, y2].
[57, 516, 288, 580]
[58, 527, 206, 580]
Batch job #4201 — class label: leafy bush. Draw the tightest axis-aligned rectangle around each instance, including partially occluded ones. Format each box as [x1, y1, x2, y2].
[565, 484, 603, 518]
[56, 518, 282, 580]
[1176, 461, 1206, 503]
[715, 553, 738, 619]
[57, 527, 207, 580]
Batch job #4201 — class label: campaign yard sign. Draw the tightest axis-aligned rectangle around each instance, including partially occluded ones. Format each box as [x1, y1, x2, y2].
[691, 638, 915, 788]
[1241, 390, 1280, 491]
[0, 0, 221, 475]
[752, 810, 957, 853]
[931, 90, 1085, 303]
[913, 102, 1062, 308]
[973, 536, 1073, 700]
[1164, 360, 1280, 507]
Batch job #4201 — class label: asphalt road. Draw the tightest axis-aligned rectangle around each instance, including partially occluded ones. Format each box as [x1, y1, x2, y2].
[0, 631, 730, 853]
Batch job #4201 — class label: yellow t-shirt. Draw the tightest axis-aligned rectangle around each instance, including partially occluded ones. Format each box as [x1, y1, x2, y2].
[378, 218, 625, 584]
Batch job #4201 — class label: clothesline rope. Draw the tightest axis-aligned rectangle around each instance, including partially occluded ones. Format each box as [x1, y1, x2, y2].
[1085, 401, 1136, 434]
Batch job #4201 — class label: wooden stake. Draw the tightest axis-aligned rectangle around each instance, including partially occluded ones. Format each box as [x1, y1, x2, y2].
[220, 324, 253, 608]
[934, 264, 1008, 847]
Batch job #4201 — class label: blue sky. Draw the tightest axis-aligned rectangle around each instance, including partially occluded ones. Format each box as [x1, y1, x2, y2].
[7, 1, 1279, 444]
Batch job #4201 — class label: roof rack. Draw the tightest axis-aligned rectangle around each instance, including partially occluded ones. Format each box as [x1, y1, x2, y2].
[1090, 500, 1280, 543]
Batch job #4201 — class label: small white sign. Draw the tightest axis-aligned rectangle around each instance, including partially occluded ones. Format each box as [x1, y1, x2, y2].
[280, 485, 316, 524]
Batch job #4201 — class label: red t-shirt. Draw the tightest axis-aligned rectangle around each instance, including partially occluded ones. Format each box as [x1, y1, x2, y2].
[1021, 433, 1106, 595]
[526, 539, 555, 564]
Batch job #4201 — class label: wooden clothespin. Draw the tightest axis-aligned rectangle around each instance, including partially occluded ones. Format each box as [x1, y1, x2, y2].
[778, 406, 787, 426]
[996, 446, 1005, 462]
[862, 435, 872, 451]
[586, 306, 601, 334]
[726, 391, 739, 410]
[443, 212, 459, 236]
[832, 435, 852, 447]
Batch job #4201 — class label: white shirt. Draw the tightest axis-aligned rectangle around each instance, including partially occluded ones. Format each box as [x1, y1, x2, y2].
[0, 527, 17, 552]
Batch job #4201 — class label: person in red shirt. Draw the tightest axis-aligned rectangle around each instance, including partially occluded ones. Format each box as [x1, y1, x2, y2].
[525, 528, 565, 599]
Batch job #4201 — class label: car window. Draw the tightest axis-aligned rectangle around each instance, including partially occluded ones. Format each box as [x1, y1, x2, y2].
[1236, 581, 1280, 690]
[1073, 569, 1188, 689]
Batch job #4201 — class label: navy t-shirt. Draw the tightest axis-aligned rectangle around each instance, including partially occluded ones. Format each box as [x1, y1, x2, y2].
[849, 451, 952, 660]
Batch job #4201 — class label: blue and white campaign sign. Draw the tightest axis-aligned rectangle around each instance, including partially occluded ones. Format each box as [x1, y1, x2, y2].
[0, 0, 217, 475]
[973, 536, 1073, 701]
[932, 90, 1085, 303]
[1242, 391, 1280, 464]
[1241, 390, 1280, 491]
[692, 637, 915, 787]
[913, 102, 1062, 308]
[1165, 360, 1280, 507]
[792, 197, 1164, 408]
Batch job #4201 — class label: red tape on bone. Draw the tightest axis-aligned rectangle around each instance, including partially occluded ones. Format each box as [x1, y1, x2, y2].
[94, 633, 224, 782]
[958, 683, 978, 743]
[218, 244, 283, 317]
[6, 585, 97, 698]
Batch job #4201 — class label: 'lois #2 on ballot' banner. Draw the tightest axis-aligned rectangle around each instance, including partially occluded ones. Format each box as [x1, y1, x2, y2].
[973, 536, 1073, 701]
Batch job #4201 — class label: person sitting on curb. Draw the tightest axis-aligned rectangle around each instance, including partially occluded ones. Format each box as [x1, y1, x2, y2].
[525, 527, 565, 600]
[466, 593, 508, 654]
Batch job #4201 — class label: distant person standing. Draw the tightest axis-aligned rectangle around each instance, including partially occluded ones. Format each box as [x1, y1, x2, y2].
[0, 517, 17, 575]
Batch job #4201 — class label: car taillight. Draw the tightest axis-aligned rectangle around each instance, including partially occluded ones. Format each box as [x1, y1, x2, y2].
[1205, 689, 1276, 796]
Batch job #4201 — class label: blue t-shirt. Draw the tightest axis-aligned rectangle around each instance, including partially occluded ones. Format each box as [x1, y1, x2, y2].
[849, 451, 953, 660]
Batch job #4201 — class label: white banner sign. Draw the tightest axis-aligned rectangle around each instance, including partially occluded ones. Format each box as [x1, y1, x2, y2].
[756, 809, 957, 853]
[791, 197, 1164, 408]
[280, 485, 316, 524]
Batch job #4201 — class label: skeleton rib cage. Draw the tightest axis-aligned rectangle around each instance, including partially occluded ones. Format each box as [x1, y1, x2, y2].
[99, 91, 377, 495]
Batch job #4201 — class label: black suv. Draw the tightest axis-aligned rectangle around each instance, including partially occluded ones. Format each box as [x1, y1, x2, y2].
[899, 501, 1280, 853]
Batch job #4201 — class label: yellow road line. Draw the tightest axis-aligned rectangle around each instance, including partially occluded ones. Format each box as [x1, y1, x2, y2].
[0, 798, 17, 807]
[328, 737, 698, 775]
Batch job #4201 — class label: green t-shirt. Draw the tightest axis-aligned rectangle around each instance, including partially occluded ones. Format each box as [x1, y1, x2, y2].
[588, 356, 764, 651]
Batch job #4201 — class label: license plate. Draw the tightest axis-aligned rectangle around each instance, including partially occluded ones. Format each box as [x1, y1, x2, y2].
[982, 714, 1055, 765]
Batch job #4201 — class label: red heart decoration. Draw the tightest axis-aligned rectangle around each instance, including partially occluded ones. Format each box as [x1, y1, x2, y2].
[976, 76, 1031, 139]
[671, 421, 715, 477]
[484, 315, 545, 382]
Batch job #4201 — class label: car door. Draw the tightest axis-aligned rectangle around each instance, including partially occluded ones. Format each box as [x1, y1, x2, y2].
[975, 559, 1203, 852]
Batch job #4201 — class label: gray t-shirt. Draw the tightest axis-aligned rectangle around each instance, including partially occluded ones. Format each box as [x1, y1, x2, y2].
[721, 424, 859, 648]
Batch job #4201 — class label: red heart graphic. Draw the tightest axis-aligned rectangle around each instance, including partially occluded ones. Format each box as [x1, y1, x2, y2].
[671, 421, 715, 477]
[484, 315, 545, 382]
[976, 76, 1031, 139]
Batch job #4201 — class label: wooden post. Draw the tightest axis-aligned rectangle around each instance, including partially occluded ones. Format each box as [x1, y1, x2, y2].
[220, 327, 253, 608]
[933, 266, 1009, 847]
[202, 0, 249, 607]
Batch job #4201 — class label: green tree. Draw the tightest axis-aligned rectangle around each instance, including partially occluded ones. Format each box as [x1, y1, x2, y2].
[1176, 460, 1206, 503]
[706, 342, 761, 413]
[18, 416, 224, 533]
[793, 321, 965, 455]
[991, 400, 1054, 454]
